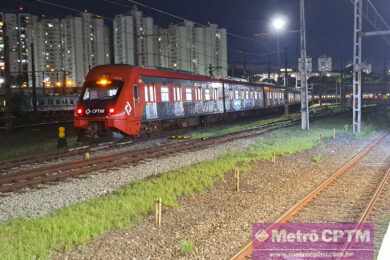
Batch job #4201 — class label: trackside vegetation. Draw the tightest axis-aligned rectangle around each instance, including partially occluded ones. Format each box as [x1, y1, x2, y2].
[0, 117, 378, 259]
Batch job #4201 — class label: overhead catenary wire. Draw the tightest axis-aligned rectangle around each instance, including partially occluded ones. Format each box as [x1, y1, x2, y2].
[367, 0, 390, 30]
[101, 0, 277, 73]
[121, 0, 262, 43]
[348, 0, 390, 46]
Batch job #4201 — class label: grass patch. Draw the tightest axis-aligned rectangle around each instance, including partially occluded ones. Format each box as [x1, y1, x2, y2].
[191, 114, 297, 140]
[0, 116, 379, 259]
[179, 240, 194, 255]
[190, 104, 348, 140]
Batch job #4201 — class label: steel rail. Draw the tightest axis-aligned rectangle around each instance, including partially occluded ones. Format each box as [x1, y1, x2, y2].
[336, 166, 390, 260]
[0, 118, 295, 174]
[0, 118, 299, 194]
[0, 109, 345, 194]
[231, 132, 388, 260]
[0, 108, 341, 173]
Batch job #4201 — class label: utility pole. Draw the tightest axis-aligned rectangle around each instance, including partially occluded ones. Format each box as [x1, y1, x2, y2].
[299, 0, 309, 130]
[353, 0, 363, 133]
[284, 47, 289, 115]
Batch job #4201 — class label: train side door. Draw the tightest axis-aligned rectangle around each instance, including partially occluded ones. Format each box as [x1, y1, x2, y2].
[130, 84, 140, 119]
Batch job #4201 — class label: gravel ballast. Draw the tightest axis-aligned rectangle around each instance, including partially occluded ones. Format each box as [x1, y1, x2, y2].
[55, 133, 383, 260]
[0, 130, 279, 222]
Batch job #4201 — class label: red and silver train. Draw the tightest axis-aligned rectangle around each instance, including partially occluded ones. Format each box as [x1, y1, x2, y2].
[74, 65, 301, 137]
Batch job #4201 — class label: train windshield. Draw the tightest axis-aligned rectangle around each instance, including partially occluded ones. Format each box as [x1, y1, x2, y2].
[82, 80, 123, 101]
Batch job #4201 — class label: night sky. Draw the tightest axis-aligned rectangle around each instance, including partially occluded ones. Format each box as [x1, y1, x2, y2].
[2, 0, 390, 72]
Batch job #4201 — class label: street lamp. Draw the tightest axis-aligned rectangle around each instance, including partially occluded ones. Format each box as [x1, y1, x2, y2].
[270, 15, 288, 70]
[271, 15, 287, 33]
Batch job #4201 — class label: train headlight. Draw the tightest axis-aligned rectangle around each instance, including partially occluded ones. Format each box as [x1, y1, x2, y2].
[108, 107, 115, 115]
[76, 108, 83, 116]
[96, 77, 112, 86]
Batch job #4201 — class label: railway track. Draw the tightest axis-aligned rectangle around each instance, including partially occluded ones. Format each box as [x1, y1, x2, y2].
[231, 132, 389, 260]
[0, 108, 350, 194]
[0, 108, 344, 175]
[0, 119, 292, 174]
[0, 138, 143, 174]
[0, 117, 300, 194]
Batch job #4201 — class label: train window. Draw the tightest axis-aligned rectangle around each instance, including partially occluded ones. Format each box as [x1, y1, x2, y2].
[195, 87, 202, 101]
[174, 87, 182, 102]
[145, 85, 156, 102]
[185, 88, 192, 101]
[144, 86, 149, 102]
[234, 90, 239, 100]
[204, 89, 211, 101]
[83, 80, 123, 101]
[229, 89, 234, 100]
[149, 86, 156, 102]
[161, 87, 169, 102]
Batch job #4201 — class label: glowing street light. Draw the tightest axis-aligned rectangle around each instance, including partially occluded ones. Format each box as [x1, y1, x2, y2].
[270, 15, 288, 33]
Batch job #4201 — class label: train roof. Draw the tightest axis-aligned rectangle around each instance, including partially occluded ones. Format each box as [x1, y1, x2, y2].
[91, 64, 285, 89]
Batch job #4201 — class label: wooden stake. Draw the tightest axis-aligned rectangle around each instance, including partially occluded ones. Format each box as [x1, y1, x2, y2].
[158, 197, 162, 227]
[234, 169, 240, 192]
[272, 152, 276, 164]
[333, 128, 336, 139]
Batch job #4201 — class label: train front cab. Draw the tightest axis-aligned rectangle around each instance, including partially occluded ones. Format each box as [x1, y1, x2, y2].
[74, 66, 143, 137]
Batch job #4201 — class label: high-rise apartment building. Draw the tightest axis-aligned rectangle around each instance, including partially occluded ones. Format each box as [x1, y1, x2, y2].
[0, 12, 37, 87]
[113, 6, 155, 67]
[1, 12, 112, 88]
[81, 13, 110, 73]
[113, 7, 228, 77]
[1, 7, 228, 89]
[61, 16, 84, 87]
[113, 15, 135, 65]
[31, 18, 63, 86]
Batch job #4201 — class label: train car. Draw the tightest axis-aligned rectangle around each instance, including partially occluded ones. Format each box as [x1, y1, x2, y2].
[74, 65, 300, 137]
